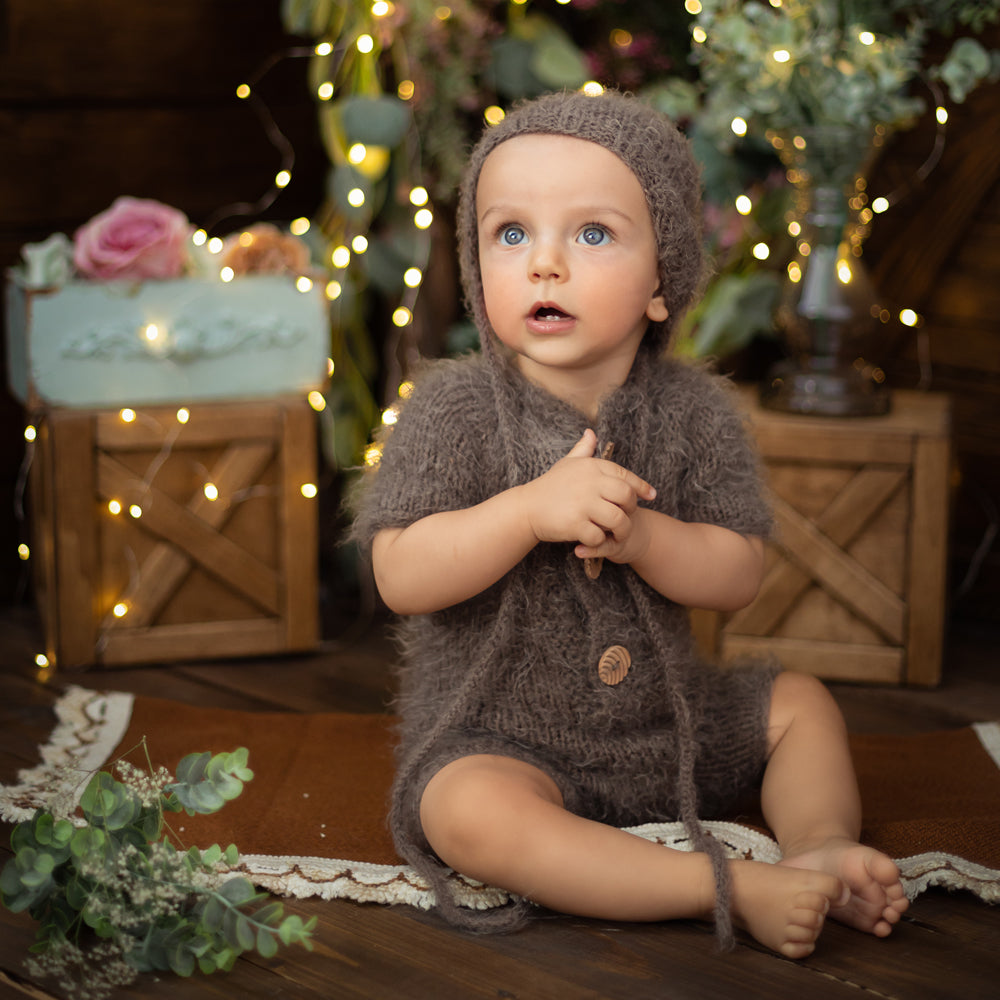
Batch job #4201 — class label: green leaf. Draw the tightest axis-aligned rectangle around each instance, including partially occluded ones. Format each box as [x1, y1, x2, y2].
[256, 926, 279, 959]
[175, 751, 210, 785]
[70, 825, 107, 860]
[339, 96, 411, 147]
[217, 878, 258, 907]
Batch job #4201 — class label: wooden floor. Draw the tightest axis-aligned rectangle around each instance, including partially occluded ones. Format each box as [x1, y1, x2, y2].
[2, 602, 999, 1000]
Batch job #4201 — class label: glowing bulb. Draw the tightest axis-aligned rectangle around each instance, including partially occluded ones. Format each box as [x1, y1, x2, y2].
[331, 246, 351, 268]
[392, 306, 413, 327]
[403, 267, 423, 288]
[837, 260, 853, 284]
[398, 80, 415, 100]
[414, 208, 434, 229]
[788, 220, 801, 237]
[290, 217, 310, 236]
[610, 29, 632, 49]
[372, 1, 392, 15]
[24, 424, 36, 443]
[435, 5, 452, 18]
[859, 31, 875, 46]
[356, 33, 374, 54]
[900, 308, 920, 327]
[275, 170, 292, 188]
[204, 482, 219, 501]
[409, 186, 429, 207]
[936, 106, 949, 125]
[300, 482, 319, 498]
[684, 0, 702, 13]
[752, 242, 770, 260]
[296, 276, 314, 293]
[236, 84, 251, 99]
[129, 504, 142, 519]
[692, 26, 707, 43]
[352, 235, 369, 254]
[220, 266, 235, 283]
[144, 324, 160, 343]
[308, 391, 327, 412]
[347, 188, 366, 207]
[176, 407, 190, 424]
[735, 195, 753, 216]
[192, 229, 207, 247]
[582, 81, 605, 97]
[17, 543, 29, 561]
[787, 262, 802, 283]
[364, 442, 383, 467]
[120, 408, 136, 423]
[484, 106, 506, 126]
[348, 143, 367, 165]
[773, 49, 790, 63]
[731, 117, 748, 137]
[315, 42, 333, 56]
[108, 499, 122, 515]
[208, 237, 224, 254]
[326, 280, 343, 301]
[382, 406, 399, 426]
[872, 197, 889, 214]
[35, 653, 50, 668]
[327, 358, 336, 377]
[318, 82, 334, 101]
[398, 380, 415, 398]
[113, 602, 128, 618]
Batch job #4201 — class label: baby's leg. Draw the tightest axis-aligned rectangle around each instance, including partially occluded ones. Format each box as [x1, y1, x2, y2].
[763, 671, 909, 937]
[420, 753, 843, 958]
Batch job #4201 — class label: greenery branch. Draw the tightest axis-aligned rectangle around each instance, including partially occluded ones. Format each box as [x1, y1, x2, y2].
[1, 742, 315, 1000]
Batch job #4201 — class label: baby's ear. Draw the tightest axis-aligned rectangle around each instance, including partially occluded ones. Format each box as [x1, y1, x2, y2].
[646, 293, 669, 323]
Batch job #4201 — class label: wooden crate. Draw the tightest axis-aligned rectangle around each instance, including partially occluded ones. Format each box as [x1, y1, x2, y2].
[692, 388, 951, 686]
[29, 396, 319, 668]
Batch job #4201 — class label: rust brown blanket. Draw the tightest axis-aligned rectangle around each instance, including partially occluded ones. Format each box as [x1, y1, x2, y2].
[3, 688, 999, 911]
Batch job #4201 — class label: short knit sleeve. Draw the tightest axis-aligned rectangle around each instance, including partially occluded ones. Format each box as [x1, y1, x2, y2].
[350, 357, 499, 553]
[674, 372, 773, 539]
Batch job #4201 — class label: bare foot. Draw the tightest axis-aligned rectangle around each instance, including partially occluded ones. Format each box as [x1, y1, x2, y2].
[779, 839, 909, 937]
[728, 860, 846, 959]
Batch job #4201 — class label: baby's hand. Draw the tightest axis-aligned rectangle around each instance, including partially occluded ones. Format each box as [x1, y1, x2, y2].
[519, 430, 656, 550]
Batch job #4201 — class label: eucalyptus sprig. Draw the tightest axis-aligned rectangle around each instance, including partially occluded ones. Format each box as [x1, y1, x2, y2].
[1, 745, 315, 1000]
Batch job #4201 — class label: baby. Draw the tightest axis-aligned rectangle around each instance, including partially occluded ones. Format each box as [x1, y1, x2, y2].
[353, 90, 909, 958]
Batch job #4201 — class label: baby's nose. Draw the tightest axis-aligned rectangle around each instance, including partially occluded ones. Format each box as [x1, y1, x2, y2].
[529, 239, 566, 280]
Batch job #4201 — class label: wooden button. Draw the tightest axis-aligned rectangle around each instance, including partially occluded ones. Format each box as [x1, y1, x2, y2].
[597, 645, 631, 686]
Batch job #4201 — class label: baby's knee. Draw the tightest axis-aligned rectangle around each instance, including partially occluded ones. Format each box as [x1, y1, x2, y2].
[419, 755, 559, 868]
[769, 670, 844, 732]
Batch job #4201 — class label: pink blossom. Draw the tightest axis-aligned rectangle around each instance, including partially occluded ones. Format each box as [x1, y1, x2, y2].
[73, 196, 191, 281]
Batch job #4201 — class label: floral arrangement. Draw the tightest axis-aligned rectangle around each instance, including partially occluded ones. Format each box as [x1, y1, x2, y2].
[1, 745, 314, 1000]
[15, 197, 315, 290]
[691, 0, 1000, 142]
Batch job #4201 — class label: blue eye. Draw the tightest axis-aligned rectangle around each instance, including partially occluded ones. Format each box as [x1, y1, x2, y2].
[499, 225, 526, 246]
[579, 225, 611, 246]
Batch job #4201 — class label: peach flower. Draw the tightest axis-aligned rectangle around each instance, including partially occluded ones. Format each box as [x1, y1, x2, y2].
[222, 224, 310, 276]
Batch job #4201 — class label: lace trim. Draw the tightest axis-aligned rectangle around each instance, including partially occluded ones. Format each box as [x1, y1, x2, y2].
[4, 687, 999, 912]
[0, 686, 134, 823]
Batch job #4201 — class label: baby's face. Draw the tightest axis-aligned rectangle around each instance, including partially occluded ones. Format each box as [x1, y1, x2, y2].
[476, 134, 667, 401]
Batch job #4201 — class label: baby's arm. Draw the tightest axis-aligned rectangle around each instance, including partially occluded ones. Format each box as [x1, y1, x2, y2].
[577, 510, 765, 612]
[373, 429, 655, 615]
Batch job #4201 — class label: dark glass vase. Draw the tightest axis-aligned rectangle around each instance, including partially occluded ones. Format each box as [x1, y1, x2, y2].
[760, 125, 890, 417]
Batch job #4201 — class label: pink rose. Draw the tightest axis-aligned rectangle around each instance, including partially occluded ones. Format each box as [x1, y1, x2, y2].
[73, 196, 191, 281]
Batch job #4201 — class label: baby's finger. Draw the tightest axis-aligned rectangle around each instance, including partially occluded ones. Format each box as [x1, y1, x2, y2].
[601, 462, 656, 503]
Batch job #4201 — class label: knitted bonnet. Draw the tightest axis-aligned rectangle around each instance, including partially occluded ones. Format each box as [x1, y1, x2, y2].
[456, 89, 705, 356]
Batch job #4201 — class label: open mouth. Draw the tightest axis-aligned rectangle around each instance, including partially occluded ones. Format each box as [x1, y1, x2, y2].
[532, 304, 572, 321]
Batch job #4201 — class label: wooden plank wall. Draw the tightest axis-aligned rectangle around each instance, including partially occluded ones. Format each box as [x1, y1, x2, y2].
[0, 1, 325, 602]
[1, 5, 998, 624]
[864, 41, 1000, 625]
